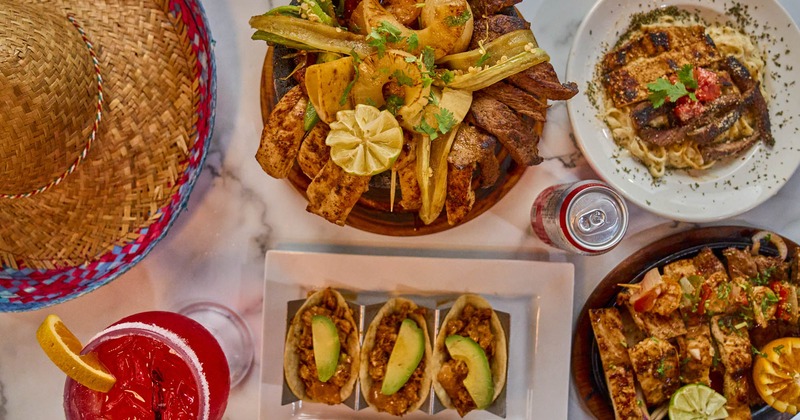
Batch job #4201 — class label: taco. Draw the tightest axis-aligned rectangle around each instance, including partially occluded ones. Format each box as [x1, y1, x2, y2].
[432, 294, 508, 417]
[284, 288, 360, 404]
[360, 297, 432, 416]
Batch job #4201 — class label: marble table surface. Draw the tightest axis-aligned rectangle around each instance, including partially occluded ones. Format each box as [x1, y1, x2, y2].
[2, 0, 800, 418]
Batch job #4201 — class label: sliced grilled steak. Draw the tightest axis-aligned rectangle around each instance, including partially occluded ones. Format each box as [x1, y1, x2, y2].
[508, 62, 579, 101]
[448, 124, 500, 188]
[479, 82, 546, 121]
[467, 94, 543, 165]
[699, 130, 762, 161]
[468, 0, 522, 19]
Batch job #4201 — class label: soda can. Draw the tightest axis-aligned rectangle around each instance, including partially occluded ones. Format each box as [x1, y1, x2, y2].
[530, 180, 628, 255]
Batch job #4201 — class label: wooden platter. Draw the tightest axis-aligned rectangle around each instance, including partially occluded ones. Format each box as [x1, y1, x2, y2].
[259, 46, 527, 236]
[571, 226, 799, 419]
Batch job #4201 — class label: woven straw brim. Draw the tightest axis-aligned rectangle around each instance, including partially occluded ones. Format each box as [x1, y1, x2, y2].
[0, 0, 198, 269]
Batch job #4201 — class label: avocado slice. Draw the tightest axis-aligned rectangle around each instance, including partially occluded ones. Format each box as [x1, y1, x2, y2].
[311, 315, 340, 382]
[444, 334, 494, 409]
[381, 318, 425, 395]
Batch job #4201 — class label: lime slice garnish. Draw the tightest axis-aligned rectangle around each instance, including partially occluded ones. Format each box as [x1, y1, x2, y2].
[668, 384, 728, 420]
[36, 314, 116, 392]
[753, 337, 800, 414]
[326, 104, 404, 176]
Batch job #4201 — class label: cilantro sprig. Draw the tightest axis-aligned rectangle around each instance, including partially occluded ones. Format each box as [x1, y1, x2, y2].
[445, 9, 471, 27]
[647, 64, 698, 108]
[414, 108, 457, 139]
[367, 21, 421, 56]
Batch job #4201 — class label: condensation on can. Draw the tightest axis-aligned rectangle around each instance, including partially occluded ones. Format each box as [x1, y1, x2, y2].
[530, 180, 628, 255]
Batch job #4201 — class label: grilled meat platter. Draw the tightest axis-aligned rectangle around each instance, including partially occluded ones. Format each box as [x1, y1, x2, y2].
[251, 0, 577, 233]
[573, 226, 800, 419]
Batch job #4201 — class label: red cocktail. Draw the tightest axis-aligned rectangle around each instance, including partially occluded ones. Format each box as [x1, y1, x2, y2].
[63, 311, 230, 419]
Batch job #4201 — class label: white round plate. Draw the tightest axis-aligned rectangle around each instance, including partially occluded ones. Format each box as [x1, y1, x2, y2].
[566, 0, 800, 222]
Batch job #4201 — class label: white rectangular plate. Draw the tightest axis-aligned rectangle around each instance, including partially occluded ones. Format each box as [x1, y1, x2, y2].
[259, 251, 574, 419]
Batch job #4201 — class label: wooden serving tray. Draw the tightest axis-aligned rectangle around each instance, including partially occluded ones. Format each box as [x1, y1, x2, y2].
[259, 46, 527, 236]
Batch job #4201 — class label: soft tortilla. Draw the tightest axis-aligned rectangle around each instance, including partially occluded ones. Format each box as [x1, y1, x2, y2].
[432, 294, 508, 411]
[283, 288, 360, 403]
[359, 297, 433, 414]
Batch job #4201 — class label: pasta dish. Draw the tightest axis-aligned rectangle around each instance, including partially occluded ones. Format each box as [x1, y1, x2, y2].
[599, 10, 772, 178]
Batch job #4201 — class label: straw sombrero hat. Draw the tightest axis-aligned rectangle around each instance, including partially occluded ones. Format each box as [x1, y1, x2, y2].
[0, 0, 214, 311]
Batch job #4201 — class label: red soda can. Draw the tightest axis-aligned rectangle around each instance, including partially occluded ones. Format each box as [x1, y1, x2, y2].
[530, 180, 628, 255]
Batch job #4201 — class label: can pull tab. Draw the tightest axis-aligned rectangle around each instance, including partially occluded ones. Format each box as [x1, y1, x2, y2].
[577, 209, 607, 233]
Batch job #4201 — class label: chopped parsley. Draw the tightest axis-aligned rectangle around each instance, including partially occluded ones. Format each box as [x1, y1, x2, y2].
[385, 94, 404, 115]
[475, 51, 491, 67]
[774, 344, 785, 356]
[647, 64, 698, 108]
[406, 33, 419, 51]
[752, 345, 767, 358]
[367, 21, 404, 56]
[440, 70, 455, 84]
[414, 107, 457, 139]
[392, 70, 414, 87]
[445, 9, 471, 27]
[434, 108, 456, 134]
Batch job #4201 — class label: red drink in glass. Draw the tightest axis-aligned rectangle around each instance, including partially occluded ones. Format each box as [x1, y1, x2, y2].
[63, 311, 230, 419]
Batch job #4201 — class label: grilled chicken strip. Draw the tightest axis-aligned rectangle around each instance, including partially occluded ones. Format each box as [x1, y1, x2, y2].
[601, 26, 709, 73]
[603, 32, 721, 107]
[710, 315, 753, 418]
[710, 315, 753, 373]
[628, 337, 681, 406]
[676, 323, 715, 386]
[256, 85, 309, 178]
[723, 371, 752, 420]
[395, 135, 422, 211]
[306, 160, 370, 225]
[589, 308, 644, 420]
[296, 122, 330, 179]
[618, 289, 687, 340]
[663, 258, 699, 278]
[445, 163, 475, 226]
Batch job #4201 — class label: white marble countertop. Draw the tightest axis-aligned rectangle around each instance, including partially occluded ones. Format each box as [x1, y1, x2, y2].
[2, 0, 800, 419]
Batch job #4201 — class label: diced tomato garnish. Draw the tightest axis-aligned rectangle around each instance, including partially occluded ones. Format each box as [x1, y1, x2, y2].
[674, 96, 706, 124]
[771, 281, 791, 321]
[633, 288, 659, 312]
[694, 67, 721, 103]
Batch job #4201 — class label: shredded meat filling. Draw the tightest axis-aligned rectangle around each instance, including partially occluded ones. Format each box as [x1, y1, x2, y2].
[295, 289, 355, 404]
[368, 302, 428, 415]
[437, 303, 496, 416]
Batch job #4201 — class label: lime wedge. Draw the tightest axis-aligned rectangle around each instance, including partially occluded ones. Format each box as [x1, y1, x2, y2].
[327, 104, 404, 176]
[668, 384, 728, 420]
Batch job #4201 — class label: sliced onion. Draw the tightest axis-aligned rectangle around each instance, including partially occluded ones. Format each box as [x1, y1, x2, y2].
[679, 276, 695, 294]
[688, 348, 701, 361]
[752, 230, 788, 260]
[630, 268, 663, 311]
